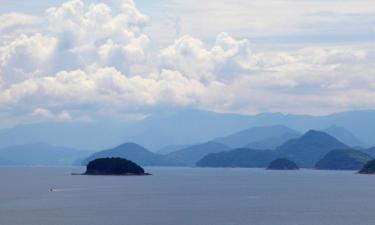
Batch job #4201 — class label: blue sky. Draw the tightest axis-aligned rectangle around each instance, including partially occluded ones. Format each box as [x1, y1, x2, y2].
[0, 0, 374, 127]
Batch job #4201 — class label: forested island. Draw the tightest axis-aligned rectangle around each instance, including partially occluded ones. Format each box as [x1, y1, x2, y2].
[83, 157, 151, 176]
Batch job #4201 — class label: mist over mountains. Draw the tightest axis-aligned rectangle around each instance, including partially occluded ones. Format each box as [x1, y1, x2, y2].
[0, 109, 374, 152]
[0, 143, 89, 166]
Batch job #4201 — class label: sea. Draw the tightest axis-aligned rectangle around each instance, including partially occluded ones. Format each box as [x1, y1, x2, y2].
[0, 167, 374, 225]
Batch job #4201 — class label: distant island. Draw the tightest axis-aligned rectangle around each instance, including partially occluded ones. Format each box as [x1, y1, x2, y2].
[83, 158, 151, 176]
[359, 159, 375, 174]
[315, 149, 372, 170]
[267, 158, 299, 170]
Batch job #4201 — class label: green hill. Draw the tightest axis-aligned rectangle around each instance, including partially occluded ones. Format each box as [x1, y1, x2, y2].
[277, 130, 349, 168]
[315, 149, 373, 170]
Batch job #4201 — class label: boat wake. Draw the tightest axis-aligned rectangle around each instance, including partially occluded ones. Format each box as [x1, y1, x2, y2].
[49, 185, 127, 192]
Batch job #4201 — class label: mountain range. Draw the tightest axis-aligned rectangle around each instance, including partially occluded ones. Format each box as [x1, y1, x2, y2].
[276, 130, 349, 168]
[0, 128, 371, 169]
[197, 130, 353, 168]
[0, 109, 374, 151]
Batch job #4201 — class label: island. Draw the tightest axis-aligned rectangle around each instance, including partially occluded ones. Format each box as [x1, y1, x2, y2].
[267, 158, 299, 170]
[83, 157, 151, 175]
[315, 149, 372, 170]
[359, 159, 375, 174]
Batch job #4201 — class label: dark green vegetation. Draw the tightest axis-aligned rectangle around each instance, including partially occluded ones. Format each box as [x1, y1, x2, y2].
[267, 158, 299, 170]
[214, 125, 300, 149]
[277, 130, 349, 168]
[84, 158, 148, 175]
[315, 149, 373, 170]
[166, 142, 230, 166]
[82, 143, 182, 167]
[359, 159, 375, 174]
[196, 148, 283, 168]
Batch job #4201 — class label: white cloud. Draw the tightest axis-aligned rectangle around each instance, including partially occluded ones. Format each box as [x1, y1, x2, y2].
[0, 66, 226, 111]
[58, 110, 72, 121]
[0, 33, 57, 87]
[159, 32, 252, 82]
[30, 108, 72, 121]
[0, 13, 41, 33]
[0, 0, 375, 127]
[30, 108, 55, 119]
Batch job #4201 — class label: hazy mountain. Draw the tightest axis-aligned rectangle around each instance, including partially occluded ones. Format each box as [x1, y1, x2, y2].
[0, 143, 90, 166]
[157, 144, 191, 155]
[363, 147, 375, 158]
[214, 125, 300, 148]
[245, 132, 301, 150]
[124, 109, 260, 150]
[277, 130, 349, 168]
[0, 121, 136, 151]
[196, 148, 283, 168]
[81, 143, 181, 166]
[1, 109, 375, 150]
[315, 149, 373, 170]
[0, 110, 260, 151]
[323, 125, 365, 147]
[166, 142, 230, 166]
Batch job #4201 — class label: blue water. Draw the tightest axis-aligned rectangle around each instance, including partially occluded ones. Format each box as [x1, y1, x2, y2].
[0, 167, 374, 225]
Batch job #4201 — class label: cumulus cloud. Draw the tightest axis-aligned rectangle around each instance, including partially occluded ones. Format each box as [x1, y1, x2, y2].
[0, 34, 57, 86]
[0, 0, 375, 127]
[30, 108, 55, 119]
[30, 108, 72, 121]
[159, 32, 252, 82]
[0, 66, 227, 113]
[0, 0, 150, 83]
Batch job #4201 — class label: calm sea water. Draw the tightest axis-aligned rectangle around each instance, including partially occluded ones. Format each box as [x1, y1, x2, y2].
[0, 167, 374, 225]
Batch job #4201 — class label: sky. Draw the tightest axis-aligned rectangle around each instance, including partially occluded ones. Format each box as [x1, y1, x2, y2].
[0, 0, 374, 128]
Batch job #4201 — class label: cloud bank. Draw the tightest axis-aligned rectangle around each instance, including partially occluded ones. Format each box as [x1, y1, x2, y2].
[0, 0, 374, 126]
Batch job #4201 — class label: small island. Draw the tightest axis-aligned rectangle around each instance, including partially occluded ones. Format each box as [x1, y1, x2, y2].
[83, 157, 151, 175]
[267, 158, 299, 170]
[359, 159, 375, 174]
